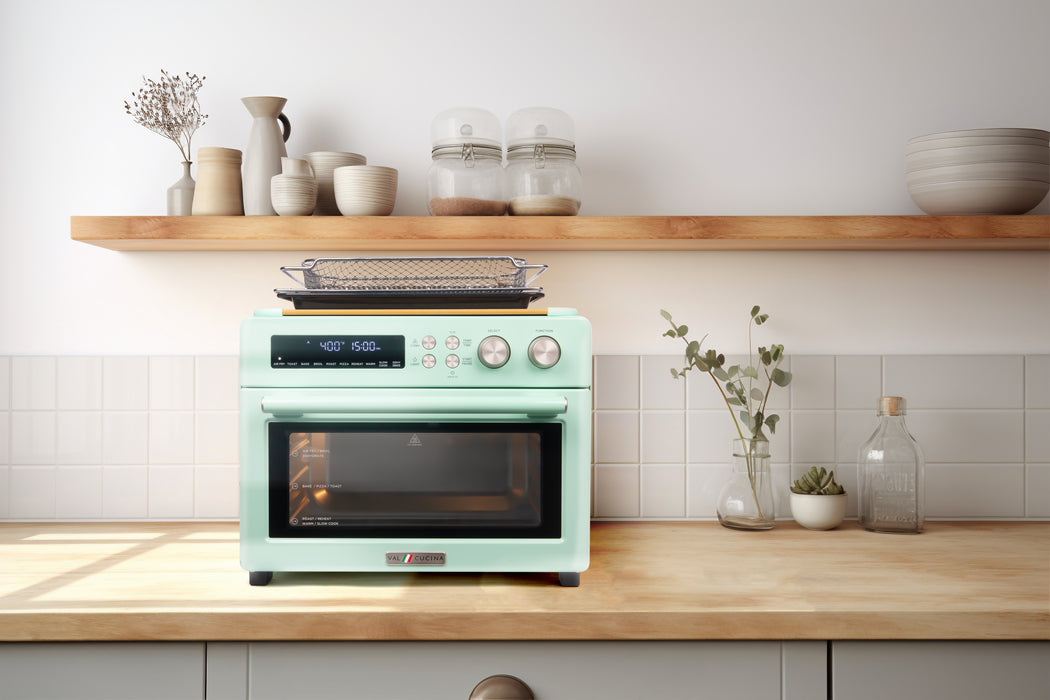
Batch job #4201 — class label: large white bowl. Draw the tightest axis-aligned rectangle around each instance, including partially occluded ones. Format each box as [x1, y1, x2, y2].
[909, 127, 1049, 145]
[334, 165, 398, 216]
[907, 179, 1050, 215]
[906, 144, 1050, 169]
[907, 135, 1049, 154]
[905, 161, 1050, 186]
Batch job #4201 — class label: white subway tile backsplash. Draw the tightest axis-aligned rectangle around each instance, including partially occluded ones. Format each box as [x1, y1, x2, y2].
[791, 356, 835, 409]
[0, 466, 8, 518]
[102, 412, 148, 465]
[55, 465, 103, 519]
[594, 464, 639, 517]
[641, 464, 685, 517]
[148, 412, 195, 464]
[148, 465, 194, 518]
[10, 412, 56, 465]
[0, 357, 9, 410]
[906, 411, 1024, 463]
[835, 355, 881, 410]
[56, 357, 102, 410]
[641, 356, 685, 409]
[55, 412, 102, 465]
[195, 411, 239, 464]
[196, 356, 239, 410]
[0, 413, 9, 464]
[102, 465, 148, 519]
[884, 355, 1023, 409]
[1025, 411, 1050, 462]
[594, 411, 639, 463]
[836, 411, 875, 464]
[1025, 356, 1050, 409]
[791, 411, 836, 464]
[9, 466, 56, 519]
[150, 357, 195, 410]
[11, 357, 56, 410]
[686, 464, 727, 518]
[194, 465, 239, 519]
[595, 356, 639, 409]
[640, 412, 685, 463]
[103, 357, 148, 410]
[925, 464, 1025, 518]
[1027, 464, 1050, 517]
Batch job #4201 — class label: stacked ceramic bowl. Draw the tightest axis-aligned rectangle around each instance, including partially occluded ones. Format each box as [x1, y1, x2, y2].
[334, 165, 399, 216]
[270, 158, 317, 216]
[303, 151, 367, 215]
[906, 128, 1050, 214]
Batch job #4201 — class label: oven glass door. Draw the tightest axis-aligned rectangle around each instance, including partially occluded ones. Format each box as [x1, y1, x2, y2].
[268, 422, 562, 538]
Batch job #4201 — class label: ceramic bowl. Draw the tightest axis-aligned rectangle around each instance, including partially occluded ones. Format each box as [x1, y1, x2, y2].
[905, 161, 1050, 187]
[303, 151, 367, 215]
[907, 178, 1050, 215]
[334, 165, 398, 216]
[906, 144, 1050, 170]
[271, 174, 317, 216]
[790, 492, 847, 530]
[906, 135, 1049, 154]
[908, 127, 1050, 145]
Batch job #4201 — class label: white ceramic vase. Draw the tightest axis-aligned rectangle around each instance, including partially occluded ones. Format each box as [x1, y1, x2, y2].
[242, 96, 291, 216]
[166, 161, 195, 215]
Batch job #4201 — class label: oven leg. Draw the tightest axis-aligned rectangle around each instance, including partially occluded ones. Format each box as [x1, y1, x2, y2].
[558, 572, 580, 587]
[249, 571, 274, 586]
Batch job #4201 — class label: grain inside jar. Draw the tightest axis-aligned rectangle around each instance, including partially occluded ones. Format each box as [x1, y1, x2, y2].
[508, 195, 580, 216]
[429, 197, 508, 216]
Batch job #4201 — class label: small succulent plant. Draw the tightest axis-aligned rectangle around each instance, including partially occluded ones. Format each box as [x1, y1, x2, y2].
[790, 466, 845, 495]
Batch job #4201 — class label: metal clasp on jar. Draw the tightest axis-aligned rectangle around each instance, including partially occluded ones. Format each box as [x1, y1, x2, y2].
[532, 144, 547, 169]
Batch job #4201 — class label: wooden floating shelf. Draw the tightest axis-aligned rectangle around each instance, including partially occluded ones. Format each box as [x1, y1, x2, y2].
[70, 215, 1050, 251]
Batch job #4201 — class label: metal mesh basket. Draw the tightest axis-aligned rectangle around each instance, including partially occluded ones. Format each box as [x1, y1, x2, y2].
[281, 256, 547, 291]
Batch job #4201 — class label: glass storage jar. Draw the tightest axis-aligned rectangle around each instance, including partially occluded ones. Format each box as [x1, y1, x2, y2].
[858, 396, 926, 533]
[505, 107, 581, 216]
[427, 107, 506, 216]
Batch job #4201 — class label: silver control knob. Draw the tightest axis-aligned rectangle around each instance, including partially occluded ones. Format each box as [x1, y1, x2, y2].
[421, 354, 436, 368]
[445, 335, 460, 350]
[422, 335, 437, 350]
[528, 336, 561, 369]
[477, 335, 511, 369]
[445, 354, 460, 369]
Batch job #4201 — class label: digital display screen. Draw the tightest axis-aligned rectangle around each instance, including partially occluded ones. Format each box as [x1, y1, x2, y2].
[271, 335, 405, 369]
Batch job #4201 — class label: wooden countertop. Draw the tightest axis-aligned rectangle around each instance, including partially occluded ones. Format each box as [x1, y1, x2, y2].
[0, 521, 1046, 642]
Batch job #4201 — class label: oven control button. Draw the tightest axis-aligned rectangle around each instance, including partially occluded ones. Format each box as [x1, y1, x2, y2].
[422, 335, 437, 350]
[477, 335, 511, 369]
[422, 354, 437, 368]
[445, 335, 460, 350]
[445, 354, 460, 369]
[528, 336, 561, 369]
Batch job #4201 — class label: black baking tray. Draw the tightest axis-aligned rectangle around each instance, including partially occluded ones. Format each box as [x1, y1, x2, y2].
[275, 288, 545, 310]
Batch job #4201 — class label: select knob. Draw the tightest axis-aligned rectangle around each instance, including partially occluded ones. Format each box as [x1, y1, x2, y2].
[528, 336, 561, 369]
[477, 335, 511, 369]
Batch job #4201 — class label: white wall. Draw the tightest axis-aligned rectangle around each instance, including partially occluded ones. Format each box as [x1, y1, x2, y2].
[0, 0, 1047, 356]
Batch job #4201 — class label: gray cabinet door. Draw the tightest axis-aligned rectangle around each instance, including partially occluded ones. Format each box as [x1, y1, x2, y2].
[832, 641, 1050, 700]
[0, 642, 205, 700]
[243, 640, 816, 700]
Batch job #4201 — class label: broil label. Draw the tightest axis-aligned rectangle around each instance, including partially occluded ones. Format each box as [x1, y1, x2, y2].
[386, 552, 446, 566]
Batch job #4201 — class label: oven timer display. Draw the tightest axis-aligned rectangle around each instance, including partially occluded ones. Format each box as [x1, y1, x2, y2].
[271, 335, 405, 369]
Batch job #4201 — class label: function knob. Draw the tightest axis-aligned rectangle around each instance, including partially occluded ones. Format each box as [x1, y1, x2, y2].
[477, 335, 511, 369]
[528, 336, 561, 369]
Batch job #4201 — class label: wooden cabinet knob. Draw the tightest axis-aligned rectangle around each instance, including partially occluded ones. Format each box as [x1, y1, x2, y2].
[469, 674, 535, 699]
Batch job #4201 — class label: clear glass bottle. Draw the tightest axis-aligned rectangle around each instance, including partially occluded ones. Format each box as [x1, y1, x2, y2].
[427, 107, 506, 216]
[858, 396, 925, 533]
[717, 438, 775, 530]
[505, 107, 582, 216]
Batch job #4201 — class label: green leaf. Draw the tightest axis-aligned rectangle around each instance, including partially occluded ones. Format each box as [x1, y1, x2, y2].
[771, 369, 792, 387]
[771, 345, 783, 362]
[727, 365, 740, 379]
[716, 353, 725, 367]
[695, 359, 709, 372]
[761, 350, 772, 365]
[669, 368, 679, 379]
[686, 340, 700, 359]
[676, 324, 689, 336]
[742, 366, 759, 379]
[754, 314, 769, 325]
[662, 330, 677, 338]
[659, 309, 672, 321]
[750, 388, 764, 401]
[764, 414, 780, 433]
[726, 397, 743, 406]
[712, 367, 729, 381]
[739, 410, 750, 426]
[750, 305, 760, 318]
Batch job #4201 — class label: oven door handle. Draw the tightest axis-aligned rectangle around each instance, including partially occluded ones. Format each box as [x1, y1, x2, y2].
[260, 395, 569, 418]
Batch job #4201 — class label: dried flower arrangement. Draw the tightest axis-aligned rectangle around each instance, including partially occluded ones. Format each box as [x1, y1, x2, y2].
[124, 70, 208, 163]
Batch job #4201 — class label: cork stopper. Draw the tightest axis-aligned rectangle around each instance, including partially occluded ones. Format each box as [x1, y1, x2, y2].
[877, 396, 906, 416]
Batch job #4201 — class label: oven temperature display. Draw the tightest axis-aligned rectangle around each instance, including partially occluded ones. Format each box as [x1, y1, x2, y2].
[272, 335, 405, 369]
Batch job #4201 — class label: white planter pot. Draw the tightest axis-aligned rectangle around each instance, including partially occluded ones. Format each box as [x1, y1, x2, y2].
[789, 492, 847, 530]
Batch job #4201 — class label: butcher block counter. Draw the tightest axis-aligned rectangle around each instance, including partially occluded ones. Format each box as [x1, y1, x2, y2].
[0, 521, 1046, 642]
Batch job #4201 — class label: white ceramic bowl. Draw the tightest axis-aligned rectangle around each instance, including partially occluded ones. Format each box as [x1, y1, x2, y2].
[270, 175, 317, 216]
[907, 179, 1050, 215]
[906, 144, 1050, 170]
[790, 492, 847, 530]
[905, 161, 1050, 186]
[334, 165, 398, 216]
[908, 127, 1049, 145]
[907, 135, 1049, 154]
[303, 151, 367, 215]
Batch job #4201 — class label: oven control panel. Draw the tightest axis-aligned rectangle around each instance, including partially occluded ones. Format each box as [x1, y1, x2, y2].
[242, 309, 591, 389]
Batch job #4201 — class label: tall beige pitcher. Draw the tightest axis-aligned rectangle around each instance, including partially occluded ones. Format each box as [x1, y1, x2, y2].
[242, 96, 291, 215]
